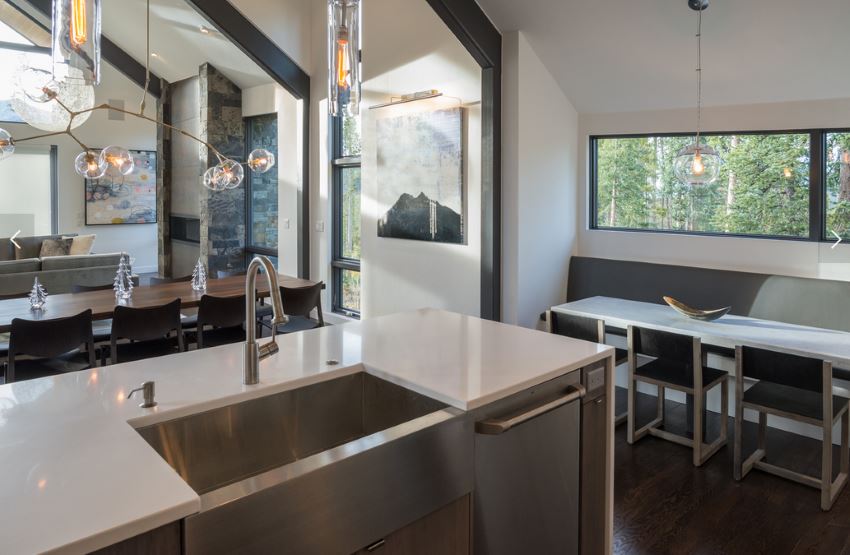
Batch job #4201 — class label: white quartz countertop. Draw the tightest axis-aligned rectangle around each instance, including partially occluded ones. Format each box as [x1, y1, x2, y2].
[0, 309, 612, 554]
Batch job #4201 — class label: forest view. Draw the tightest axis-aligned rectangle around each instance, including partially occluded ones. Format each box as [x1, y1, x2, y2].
[595, 132, 850, 238]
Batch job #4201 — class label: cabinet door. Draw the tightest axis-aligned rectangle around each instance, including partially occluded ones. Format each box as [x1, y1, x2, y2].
[357, 495, 470, 555]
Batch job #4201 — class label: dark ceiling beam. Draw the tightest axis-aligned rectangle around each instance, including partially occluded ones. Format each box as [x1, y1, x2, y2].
[425, 0, 502, 322]
[15, 0, 163, 98]
[183, 0, 310, 101]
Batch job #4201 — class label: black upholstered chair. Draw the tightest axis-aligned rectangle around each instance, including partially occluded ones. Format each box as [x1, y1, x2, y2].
[0, 291, 29, 376]
[627, 325, 728, 466]
[110, 299, 184, 364]
[734, 345, 849, 510]
[216, 269, 245, 279]
[149, 275, 192, 285]
[546, 310, 629, 424]
[6, 309, 96, 382]
[272, 283, 325, 334]
[195, 294, 247, 349]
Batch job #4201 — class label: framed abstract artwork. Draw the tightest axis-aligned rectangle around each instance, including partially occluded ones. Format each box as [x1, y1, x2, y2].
[85, 149, 157, 225]
[376, 107, 464, 244]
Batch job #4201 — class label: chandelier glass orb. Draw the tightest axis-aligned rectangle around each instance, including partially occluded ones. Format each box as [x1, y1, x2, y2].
[18, 68, 59, 103]
[248, 148, 275, 173]
[673, 143, 722, 185]
[202, 167, 222, 191]
[0, 129, 14, 160]
[215, 159, 245, 190]
[12, 65, 95, 132]
[74, 150, 107, 178]
[100, 145, 134, 177]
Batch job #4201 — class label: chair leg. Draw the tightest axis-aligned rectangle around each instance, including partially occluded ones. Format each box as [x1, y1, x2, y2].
[842, 409, 850, 478]
[734, 399, 744, 480]
[720, 378, 729, 445]
[693, 387, 704, 467]
[822, 417, 833, 511]
[657, 385, 665, 425]
[627, 375, 636, 445]
[758, 412, 767, 453]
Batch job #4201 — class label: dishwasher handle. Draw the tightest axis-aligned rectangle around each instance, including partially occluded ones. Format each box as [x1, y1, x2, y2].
[475, 384, 586, 435]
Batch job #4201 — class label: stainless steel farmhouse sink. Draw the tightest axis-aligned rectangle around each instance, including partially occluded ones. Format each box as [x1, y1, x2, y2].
[135, 372, 473, 554]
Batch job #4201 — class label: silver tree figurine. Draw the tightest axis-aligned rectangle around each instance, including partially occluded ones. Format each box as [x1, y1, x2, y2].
[114, 254, 134, 300]
[29, 277, 48, 310]
[191, 258, 208, 291]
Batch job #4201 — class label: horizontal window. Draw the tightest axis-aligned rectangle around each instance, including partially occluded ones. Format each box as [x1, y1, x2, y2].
[592, 133, 811, 239]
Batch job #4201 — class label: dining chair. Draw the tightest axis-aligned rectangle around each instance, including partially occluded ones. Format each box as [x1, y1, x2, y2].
[270, 282, 325, 335]
[6, 309, 96, 382]
[110, 299, 184, 364]
[546, 310, 629, 424]
[627, 325, 728, 466]
[149, 275, 193, 285]
[216, 269, 246, 279]
[0, 291, 39, 382]
[734, 345, 849, 510]
[216, 268, 277, 328]
[195, 294, 247, 349]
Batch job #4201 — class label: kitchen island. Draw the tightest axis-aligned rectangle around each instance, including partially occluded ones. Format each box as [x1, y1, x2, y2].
[0, 309, 614, 554]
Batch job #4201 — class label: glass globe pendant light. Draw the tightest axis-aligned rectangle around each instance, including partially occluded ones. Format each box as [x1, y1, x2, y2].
[673, 0, 721, 186]
[248, 148, 275, 173]
[74, 150, 107, 178]
[328, 0, 361, 116]
[0, 129, 14, 160]
[100, 145, 135, 176]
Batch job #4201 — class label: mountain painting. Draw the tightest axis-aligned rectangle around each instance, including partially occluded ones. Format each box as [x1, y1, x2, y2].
[376, 107, 464, 244]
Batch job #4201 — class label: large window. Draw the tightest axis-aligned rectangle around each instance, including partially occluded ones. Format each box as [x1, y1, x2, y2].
[826, 132, 850, 239]
[592, 133, 813, 239]
[245, 113, 279, 259]
[331, 115, 361, 317]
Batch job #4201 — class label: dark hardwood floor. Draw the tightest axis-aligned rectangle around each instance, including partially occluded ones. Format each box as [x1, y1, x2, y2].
[614, 388, 850, 554]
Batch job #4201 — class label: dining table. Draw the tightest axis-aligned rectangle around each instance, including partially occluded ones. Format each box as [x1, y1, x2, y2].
[0, 274, 319, 333]
[551, 296, 850, 368]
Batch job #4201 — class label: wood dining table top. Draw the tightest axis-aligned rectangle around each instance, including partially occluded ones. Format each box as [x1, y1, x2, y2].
[0, 274, 319, 333]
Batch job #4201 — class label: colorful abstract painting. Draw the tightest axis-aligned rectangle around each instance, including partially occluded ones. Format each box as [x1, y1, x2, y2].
[85, 150, 157, 225]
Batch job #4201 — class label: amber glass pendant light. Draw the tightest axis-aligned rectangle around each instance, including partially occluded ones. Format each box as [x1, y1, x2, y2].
[328, 0, 361, 116]
[53, 0, 102, 85]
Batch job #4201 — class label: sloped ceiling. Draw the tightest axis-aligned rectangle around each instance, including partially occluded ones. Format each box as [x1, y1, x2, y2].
[102, 0, 272, 89]
[477, 0, 850, 114]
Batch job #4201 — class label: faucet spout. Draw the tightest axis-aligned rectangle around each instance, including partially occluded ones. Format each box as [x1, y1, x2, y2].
[243, 255, 288, 385]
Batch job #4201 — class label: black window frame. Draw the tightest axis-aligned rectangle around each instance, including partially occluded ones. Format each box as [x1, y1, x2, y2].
[588, 128, 850, 243]
[331, 115, 361, 318]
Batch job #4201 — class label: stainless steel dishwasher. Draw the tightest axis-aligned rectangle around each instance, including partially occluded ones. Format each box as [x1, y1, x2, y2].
[472, 371, 587, 555]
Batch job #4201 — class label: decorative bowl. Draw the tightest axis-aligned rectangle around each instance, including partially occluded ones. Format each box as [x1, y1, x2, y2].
[663, 296, 731, 322]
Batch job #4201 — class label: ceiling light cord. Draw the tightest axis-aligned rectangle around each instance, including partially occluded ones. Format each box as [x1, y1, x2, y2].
[695, 4, 702, 147]
[139, 0, 151, 114]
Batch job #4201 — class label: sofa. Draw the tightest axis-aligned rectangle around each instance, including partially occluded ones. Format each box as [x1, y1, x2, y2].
[0, 234, 126, 296]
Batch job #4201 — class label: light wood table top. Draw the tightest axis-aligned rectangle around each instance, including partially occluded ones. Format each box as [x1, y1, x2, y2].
[0, 274, 319, 333]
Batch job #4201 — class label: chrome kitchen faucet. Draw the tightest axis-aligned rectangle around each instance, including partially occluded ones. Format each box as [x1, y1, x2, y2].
[243, 255, 288, 385]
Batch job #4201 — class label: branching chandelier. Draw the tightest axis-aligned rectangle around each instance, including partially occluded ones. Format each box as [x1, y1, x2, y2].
[0, 0, 275, 190]
[673, 0, 722, 186]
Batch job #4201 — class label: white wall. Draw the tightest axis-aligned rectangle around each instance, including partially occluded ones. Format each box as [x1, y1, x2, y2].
[3, 63, 158, 271]
[577, 97, 850, 282]
[502, 31, 579, 328]
[230, 0, 312, 74]
[309, 0, 484, 320]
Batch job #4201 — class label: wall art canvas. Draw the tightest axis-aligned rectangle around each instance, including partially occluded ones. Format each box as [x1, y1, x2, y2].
[85, 150, 157, 225]
[376, 107, 464, 244]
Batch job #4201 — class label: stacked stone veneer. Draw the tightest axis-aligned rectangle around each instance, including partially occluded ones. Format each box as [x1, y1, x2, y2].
[199, 63, 246, 275]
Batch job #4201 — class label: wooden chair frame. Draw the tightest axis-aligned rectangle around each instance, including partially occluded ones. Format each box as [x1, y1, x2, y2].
[626, 326, 728, 467]
[733, 346, 849, 511]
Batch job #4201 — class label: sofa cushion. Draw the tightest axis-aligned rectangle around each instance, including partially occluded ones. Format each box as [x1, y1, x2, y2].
[13, 234, 76, 260]
[0, 258, 41, 275]
[64, 234, 96, 255]
[40, 238, 73, 258]
[41, 252, 123, 271]
[0, 239, 13, 261]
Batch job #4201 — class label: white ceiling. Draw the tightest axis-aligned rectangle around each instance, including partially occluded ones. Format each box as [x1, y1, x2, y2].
[101, 0, 273, 89]
[478, 0, 850, 114]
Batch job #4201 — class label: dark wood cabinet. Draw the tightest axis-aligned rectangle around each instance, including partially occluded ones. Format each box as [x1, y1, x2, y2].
[356, 495, 470, 555]
[581, 385, 608, 554]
